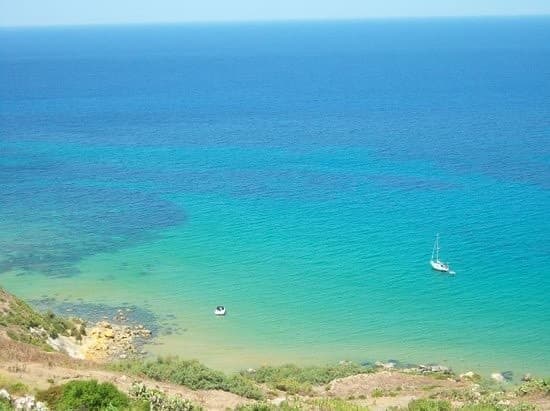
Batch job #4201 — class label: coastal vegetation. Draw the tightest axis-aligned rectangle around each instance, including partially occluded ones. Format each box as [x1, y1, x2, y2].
[515, 378, 549, 397]
[0, 399, 11, 411]
[240, 363, 373, 395]
[36, 380, 130, 410]
[0, 375, 28, 397]
[406, 398, 452, 411]
[235, 398, 372, 410]
[110, 357, 265, 400]
[0, 287, 83, 351]
[109, 358, 374, 399]
[32, 379, 203, 410]
[229, 397, 544, 411]
[128, 382, 202, 410]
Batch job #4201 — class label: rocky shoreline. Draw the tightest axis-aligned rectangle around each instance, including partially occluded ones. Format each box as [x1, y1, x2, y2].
[43, 313, 154, 363]
[79, 320, 152, 362]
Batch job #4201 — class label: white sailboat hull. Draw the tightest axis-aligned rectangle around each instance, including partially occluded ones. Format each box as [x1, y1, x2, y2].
[430, 259, 450, 272]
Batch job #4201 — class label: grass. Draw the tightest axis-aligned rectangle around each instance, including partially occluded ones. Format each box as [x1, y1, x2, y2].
[370, 387, 398, 398]
[110, 358, 373, 399]
[109, 356, 265, 400]
[407, 398, 452, 411]
[371, 388, 384, 398]
[422, 385, 443, 391]
[0, 375, 29, 396]
[457, 405, 538, 411]
[310, 398, 370, 410]
[456, 406, 501, 411]
[0, 287, 77, 351]
[235, 403, 301, 411]
[241, 363, 373, 395]
[0, 335, 90, 368]
[515, 378, 549, 396]
[236, 398, 369, 410]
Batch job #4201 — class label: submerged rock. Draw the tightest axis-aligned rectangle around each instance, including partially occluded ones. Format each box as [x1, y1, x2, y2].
[491, 372, 505, 383]
[97, 321, 112, 329]
[430, 365, 450, 373]
[418, 364, 452, 374]
[501, 371, 513, 381]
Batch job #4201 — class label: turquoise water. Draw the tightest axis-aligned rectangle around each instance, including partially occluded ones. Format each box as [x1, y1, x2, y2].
[1, 18, 549, 376]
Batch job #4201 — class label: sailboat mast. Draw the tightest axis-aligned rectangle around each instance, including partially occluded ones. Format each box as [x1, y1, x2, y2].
[434, 234, 440, 261]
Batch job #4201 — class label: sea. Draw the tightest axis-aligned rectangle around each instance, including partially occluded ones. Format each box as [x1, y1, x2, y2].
[1, 17, 549, 377]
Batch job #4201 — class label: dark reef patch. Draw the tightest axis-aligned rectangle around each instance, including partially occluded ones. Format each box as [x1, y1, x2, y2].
[29, 298, 161, 337]
[28, 297, 187, 339]
[0, 159, 185, 277]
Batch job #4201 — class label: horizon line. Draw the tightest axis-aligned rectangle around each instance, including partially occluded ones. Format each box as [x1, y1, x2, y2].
[1, 13, 549, 29]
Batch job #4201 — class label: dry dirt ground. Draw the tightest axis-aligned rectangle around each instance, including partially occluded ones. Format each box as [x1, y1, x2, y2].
[324, 373, 550, 411]
[0, 336, 252, 410]
[0, 360, 253, 410]
[323, 371, 467, 410]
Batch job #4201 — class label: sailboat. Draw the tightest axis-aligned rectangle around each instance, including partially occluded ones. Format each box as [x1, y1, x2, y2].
[430, 234, 451, 273]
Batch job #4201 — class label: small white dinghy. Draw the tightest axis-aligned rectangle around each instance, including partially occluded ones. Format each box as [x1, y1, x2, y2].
[430, 234, 454, 274]
[214, 306, 226, 316]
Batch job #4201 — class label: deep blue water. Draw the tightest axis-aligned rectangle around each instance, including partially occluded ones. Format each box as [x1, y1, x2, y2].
[1, 17, 549, 374]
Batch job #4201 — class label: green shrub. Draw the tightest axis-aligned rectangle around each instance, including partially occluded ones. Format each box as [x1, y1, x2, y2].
[371, 388, 384, 398]
[367, 387, 397, 398]
[110, 357, 264, 400]
[226, 375, 266, 399]
[36, 384, 64, 408]
[407, 398, 452, 411]
[36, 380, 129, 410]
[129, 382, 201, 410]
[246, 363, 371, 385]
[128, 399, 151, 411]
[274, 378, 312, 395]
[0, 397, 12, 411]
